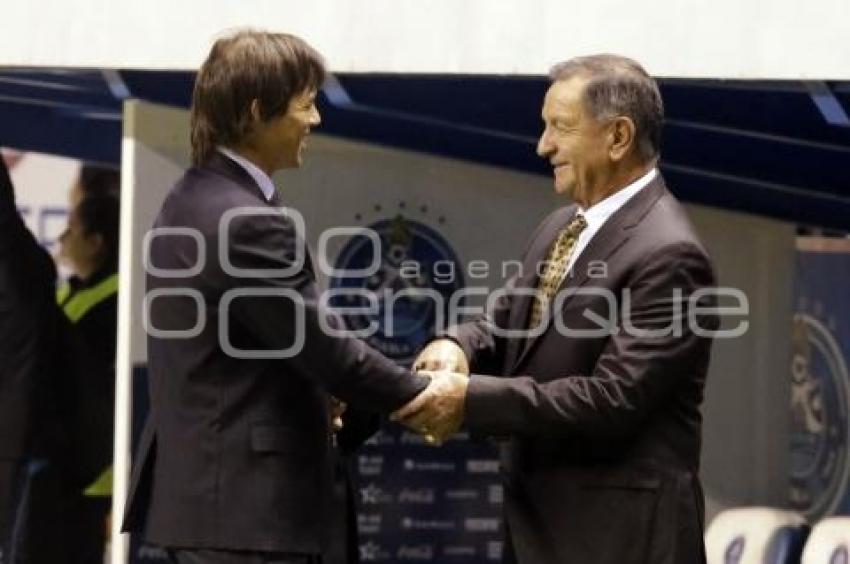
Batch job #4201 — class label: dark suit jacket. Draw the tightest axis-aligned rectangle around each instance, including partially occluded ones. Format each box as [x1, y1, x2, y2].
[122, 152, 427, 554]
[448, 175, 717, 564]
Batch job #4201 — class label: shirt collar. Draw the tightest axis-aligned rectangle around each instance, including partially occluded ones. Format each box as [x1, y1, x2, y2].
[217, 147, 277, 202]
[578, 167, 657, 226]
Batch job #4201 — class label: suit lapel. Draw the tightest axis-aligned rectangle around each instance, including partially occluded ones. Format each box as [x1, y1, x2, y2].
[511, 175, 668, 372]
[203, 152, 316, 278]
[503, 206, 575, 371]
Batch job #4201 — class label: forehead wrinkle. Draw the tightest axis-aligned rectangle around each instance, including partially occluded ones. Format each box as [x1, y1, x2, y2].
[543, 95, 579, 124]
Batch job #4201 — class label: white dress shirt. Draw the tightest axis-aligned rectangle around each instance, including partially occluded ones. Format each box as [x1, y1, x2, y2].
[218, 147, 277, 202]
[562, 168, 658, 279]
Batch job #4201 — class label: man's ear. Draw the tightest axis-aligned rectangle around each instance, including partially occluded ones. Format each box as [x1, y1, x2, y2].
[88, 232, 105, 258]
[609, 116, 636, 162]
[249, 99, 262, 123]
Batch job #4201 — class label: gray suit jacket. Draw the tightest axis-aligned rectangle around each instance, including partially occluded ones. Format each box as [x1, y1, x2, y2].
[450, 175, 717, 564]
[122, 152, 427, 554]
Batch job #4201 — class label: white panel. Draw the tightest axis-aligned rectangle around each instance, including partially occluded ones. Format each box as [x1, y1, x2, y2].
[689, 203, 796, 523]
[112, 100, 190, 564]
[1, 0, 849, 79]
[2, 151, 78, 267]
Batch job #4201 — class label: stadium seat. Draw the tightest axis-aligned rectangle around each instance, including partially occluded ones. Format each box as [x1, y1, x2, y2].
[705, 507, 809, 564]
[802, 517, 850, 564]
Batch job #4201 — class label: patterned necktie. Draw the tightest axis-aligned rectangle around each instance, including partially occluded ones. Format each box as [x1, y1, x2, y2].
[528, 213, 588, 330]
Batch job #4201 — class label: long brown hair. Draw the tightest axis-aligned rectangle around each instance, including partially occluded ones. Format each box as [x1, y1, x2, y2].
[190, 30, 326, 165]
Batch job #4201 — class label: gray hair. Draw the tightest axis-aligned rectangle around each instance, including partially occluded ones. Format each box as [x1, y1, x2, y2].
[549, 54, 663, 161]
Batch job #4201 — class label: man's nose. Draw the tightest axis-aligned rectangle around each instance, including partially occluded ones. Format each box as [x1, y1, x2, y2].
[536, 130, 552, 158]
[310, 106, 321, 127]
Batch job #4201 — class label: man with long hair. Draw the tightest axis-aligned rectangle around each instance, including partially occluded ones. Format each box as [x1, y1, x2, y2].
[123, 31, 431, 564]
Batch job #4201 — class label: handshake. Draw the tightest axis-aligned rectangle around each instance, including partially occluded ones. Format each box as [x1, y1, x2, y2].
[391, 339, 471, 446]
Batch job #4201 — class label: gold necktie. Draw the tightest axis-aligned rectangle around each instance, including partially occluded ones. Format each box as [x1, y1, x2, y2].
[528, 213, 588, 330]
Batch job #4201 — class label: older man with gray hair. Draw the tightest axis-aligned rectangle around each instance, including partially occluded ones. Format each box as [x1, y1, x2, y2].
[397, 54, 718, 564]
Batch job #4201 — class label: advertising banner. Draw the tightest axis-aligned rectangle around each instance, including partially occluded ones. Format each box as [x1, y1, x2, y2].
[790, 237, 850, 519]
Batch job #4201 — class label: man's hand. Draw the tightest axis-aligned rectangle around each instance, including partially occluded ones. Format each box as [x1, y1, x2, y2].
[330, 397, 346, 432]
[391, 370, 469, 445]
[413, 339, 470, 375]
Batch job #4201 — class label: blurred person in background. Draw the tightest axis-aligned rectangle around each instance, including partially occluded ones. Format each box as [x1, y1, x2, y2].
[1, 154, 110, 563]
[68, 164, 120, 208]
[57, 166, 121, 564]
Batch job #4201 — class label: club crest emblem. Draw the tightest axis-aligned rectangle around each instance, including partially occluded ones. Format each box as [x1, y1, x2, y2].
[789, 313, 850, 518]
[330, 211, 464, 365]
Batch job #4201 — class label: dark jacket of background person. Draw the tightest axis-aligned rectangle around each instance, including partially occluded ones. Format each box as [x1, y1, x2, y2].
[0, 156, 112, 563]
[57, 268, 118, 396]
[57, 265, 119, 564]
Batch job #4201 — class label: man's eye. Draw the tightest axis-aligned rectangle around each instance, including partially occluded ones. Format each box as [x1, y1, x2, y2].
[553, 122, 572, 132]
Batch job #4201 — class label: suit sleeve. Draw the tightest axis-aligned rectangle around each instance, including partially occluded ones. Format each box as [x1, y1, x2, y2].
[224, 212, 429, 414]
[0, 155, 15, 230]
[0, 156, 64, 462]
[0, 154, 57, 286]
[0, 155, 21, 256]
[444, 273, 515, 375]
[464, 242, 718, 440]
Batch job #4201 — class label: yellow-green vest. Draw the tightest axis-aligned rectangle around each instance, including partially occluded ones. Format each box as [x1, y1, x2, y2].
[57, 273, 118, 497]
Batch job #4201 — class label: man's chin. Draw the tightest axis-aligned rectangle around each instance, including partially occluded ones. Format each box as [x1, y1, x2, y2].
[553, 181, 574, 197]
[294, 147, 307, 167]
[280, 154, 302, 169]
